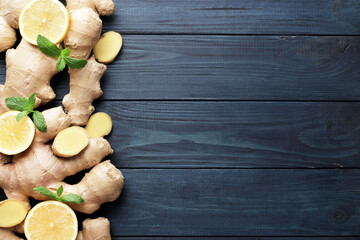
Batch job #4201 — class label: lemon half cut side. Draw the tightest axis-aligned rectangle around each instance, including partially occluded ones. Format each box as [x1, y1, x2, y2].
[19, 0, 70, 45]
[24, 201, 78, 240]
[0, 111, 35, 155]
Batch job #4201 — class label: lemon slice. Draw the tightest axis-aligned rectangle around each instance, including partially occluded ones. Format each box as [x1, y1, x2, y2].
[24, 201, 78, 240]
[0, 111, 35, 155]
[19, 0, 70, 45]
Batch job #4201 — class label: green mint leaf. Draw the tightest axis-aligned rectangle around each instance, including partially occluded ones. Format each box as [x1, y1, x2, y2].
[64, 56, 87, 69]
[16, 111, 30, 122]
[56, 56, 66, 72]
[33, 111, 47, 132]
[61, 48, 70, 57]
[59, 194, 84, 204]
[57, 185, 64, 198]
[5, 97, 29, 111]
[37, 35, 61, 58]
[33, 186, 58, 200]
[26, 93, 36, 111]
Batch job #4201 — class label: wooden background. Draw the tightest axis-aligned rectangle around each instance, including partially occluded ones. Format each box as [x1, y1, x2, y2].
[1, 0, 360, 239]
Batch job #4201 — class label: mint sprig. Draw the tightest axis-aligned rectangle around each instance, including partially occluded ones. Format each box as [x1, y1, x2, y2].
[33, 185, 84, 204]
[37, 35, 88, 72]
[5, 93, 47, 132]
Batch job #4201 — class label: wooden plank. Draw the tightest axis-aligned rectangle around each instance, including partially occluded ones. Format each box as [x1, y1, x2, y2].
[2, 36, 360, 101]
[104, 0, 360, 35]
[89, 169, 360, 236]
[1, 170, 359, 237]
[87, 101, 360, 169]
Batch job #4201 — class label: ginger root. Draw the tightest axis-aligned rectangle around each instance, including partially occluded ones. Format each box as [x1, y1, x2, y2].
[63, 56, 106, 126]
[65, 0, 115, 60]
[0, 0, 120, 237]
[0, 0, 31, 52]
[86, 112, 113, 138]
[53, 126, 90, 157]
[0, 228, 23, 240]
[94, 31, 123, 64]
[63, 0, 115, 125]
[77, 217, 111, 240]
[0, 39, 58, 114]
[0, 107, 124, 215]
[0, 200, 28, 228]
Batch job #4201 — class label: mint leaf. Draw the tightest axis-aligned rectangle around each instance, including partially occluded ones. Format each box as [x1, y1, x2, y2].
[57, 185, 64, 198]
[5, 97, 29, 111]
[26, 93, 36, 111]
[61, 48, 70, 57]
[33, 186, 84, 204]
[4, 93, 48, 132]
[33, 111, 47, 132]
[64, 56, 87, 69]
[33, 186, 57, 200]
[37, 35, 61, 58]
[59, 194, 84, 204]
[16, 111, 30, 122]
[36, 35, 87, 72]
[56, 56, 66, 72]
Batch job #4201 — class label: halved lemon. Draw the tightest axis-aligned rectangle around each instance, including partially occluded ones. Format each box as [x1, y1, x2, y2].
[24, 201, 78, 240]
[19, 0, 70, 45]
[0, 111, 35, 155]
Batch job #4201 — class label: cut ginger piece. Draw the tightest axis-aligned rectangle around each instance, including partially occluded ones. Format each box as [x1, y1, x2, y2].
[86, 112, 113, 138]
[0, 199, 28, 228]
[53, 126, 89, 157]
[93, 31, 122, 64]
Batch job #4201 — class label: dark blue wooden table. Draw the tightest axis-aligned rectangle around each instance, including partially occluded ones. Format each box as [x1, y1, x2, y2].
[2, 0, 360, 239]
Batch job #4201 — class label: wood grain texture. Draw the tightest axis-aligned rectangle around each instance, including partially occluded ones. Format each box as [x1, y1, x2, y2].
[80, 101, 360, 169]
[88, 169, 360, 236]
[2, 35, 356, 101]
[0, 0, 359, 238]
[2, 36, 360, 101]
[103, 0, 360, 35]
[3, 169, 360, 237]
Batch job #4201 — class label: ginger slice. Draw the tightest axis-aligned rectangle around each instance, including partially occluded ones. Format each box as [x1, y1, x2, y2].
[53, 126, 90, 157]
[0, 199, 28, 228]
[93, 31, 122, 64]
[85, 112, 113, 138]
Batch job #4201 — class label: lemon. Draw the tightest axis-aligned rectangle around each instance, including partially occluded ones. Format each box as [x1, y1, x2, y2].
[19, 0, 70, 45]
[0, 111, 35, 155]
[24, 201, 78, 240]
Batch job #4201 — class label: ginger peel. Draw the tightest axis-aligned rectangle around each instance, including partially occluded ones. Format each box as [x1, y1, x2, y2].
[53, 126, 90, 158]
[77, 217, 111, 240]
[0, 199, 28, 228]
[0, 39, 58, 114]
[63, 56, 106, 126]
[0, 0, 32, 52]
[86, 112, 113, 138]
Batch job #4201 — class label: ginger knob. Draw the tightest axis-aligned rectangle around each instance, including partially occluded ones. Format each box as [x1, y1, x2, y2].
[93, 31, 122, 64]
[52, 126, 89, 157]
